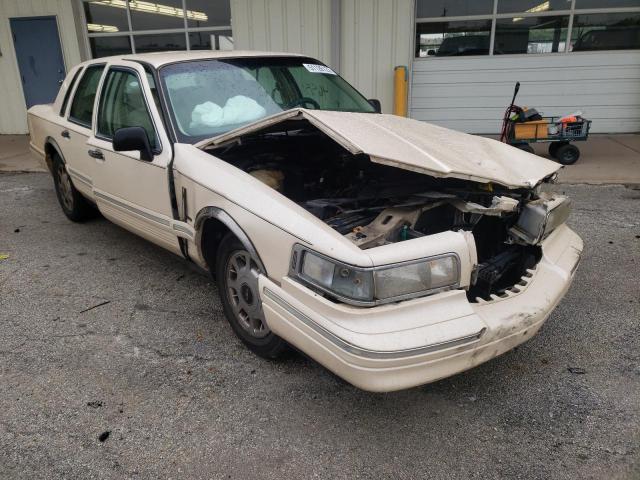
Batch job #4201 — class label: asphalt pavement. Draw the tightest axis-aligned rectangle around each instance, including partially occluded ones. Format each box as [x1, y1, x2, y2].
[1, 172, 639, 479]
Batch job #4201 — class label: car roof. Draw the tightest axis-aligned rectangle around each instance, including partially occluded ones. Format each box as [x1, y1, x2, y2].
[82, 50, 308, 68]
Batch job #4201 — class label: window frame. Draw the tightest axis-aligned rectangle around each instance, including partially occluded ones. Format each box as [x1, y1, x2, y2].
[80, 0, 233, 58]
[59, 66, 85, 117]
[414, 0, 640, 58]
[95, 65, 163, 156]
[67, 63, 107, 129]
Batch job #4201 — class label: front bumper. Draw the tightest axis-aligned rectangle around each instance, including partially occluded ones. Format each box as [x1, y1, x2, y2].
[259, 224, 583, 392]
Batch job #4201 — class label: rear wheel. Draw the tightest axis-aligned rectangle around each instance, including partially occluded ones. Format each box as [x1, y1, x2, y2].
[52, 153, 95, 222]
[216, 234, 289, 359]
[554, 143, 580, 165]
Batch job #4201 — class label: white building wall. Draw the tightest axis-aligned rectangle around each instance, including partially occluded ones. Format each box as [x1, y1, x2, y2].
[231, 0, 333, 66]
[340, 0, 414, 114]
[231, 0, 414, 113]
[410, 51, 640, 134]
[0, 0, 82, 134]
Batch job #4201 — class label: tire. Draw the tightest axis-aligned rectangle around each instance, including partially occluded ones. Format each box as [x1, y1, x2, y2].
[554, 143, 580, 165]
[514, 143, 535, 154]
[52, 153, 95, 222]
[215, 233, 289, 359]
[548, 141, 566, 158]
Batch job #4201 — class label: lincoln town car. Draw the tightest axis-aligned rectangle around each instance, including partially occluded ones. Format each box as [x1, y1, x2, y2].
[28, 52, 583, 392]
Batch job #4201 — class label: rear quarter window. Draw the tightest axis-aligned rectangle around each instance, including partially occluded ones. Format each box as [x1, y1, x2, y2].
[59, 67, 84, 117]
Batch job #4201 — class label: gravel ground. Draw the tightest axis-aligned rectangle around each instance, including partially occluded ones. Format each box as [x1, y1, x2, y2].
[1, 172, 639, 479]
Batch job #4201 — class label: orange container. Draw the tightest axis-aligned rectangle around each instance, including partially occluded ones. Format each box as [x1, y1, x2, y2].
[513, 120, 549, 140]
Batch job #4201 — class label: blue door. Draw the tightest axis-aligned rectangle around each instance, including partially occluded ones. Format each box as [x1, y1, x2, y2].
[10, 16, 66, 108]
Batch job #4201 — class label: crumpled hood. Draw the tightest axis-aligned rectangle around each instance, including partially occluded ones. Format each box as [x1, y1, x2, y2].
[197, 109, 561, 189]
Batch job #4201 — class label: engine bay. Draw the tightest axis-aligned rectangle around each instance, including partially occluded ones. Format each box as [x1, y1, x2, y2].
[206, 123, 550, 301]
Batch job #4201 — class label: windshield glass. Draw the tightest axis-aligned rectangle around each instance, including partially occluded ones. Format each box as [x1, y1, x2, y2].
[159, 57, 376, 143]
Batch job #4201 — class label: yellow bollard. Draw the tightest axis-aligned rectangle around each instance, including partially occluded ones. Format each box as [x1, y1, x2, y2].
[393, 66, 408, 117]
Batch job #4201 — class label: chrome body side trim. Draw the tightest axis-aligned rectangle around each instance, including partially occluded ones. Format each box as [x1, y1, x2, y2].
[66, 166, 92, 187]
[94, 190, 171, 227]
[262, 287, 486, 360]
[172, 222, 194, 238]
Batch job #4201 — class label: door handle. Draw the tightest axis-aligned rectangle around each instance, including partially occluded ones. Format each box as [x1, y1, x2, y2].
[88, 149, 104, 160]
[61, 130, 70, 139]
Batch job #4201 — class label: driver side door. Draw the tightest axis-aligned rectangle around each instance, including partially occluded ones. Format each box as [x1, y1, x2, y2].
[87, 62, 181, 255]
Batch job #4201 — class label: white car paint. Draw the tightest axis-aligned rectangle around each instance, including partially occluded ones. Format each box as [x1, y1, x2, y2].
[27, 51, 583, 392]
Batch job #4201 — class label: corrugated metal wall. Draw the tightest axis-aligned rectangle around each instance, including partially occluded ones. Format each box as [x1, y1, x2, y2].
[410, 51, 640, 134]
[231, 0, 333, 65]
[340, 0, 414, 114]
[231, 0, 414, 113]
[0, 0, 81, 134]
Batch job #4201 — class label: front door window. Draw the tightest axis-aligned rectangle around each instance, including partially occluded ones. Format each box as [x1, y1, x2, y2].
[97, 69, 158, 150]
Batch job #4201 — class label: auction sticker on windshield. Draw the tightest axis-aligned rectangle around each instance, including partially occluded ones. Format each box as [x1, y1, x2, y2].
[303, 63, 336, 75]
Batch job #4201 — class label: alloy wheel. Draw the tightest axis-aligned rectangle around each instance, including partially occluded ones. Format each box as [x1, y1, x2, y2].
[225, 249, 270, 339]
[56, 163, 74, 211]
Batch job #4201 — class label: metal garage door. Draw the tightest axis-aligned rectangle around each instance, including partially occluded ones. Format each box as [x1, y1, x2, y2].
[409, 51, 640, 134]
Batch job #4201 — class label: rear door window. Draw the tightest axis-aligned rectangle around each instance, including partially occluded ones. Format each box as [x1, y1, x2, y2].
[68, 65, 105, 128]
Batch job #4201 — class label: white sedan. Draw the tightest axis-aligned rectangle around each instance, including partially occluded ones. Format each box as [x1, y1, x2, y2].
[28, 51, 583, 392]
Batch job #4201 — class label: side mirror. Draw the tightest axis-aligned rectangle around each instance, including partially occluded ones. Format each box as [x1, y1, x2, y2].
[368, 98, 382, 113]
[113, 126, 153, 161]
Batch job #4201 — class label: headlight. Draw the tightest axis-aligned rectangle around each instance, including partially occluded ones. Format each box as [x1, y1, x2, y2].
[290, 245, 459, 306]
[298, 249, 374, 302]
[374, 255, 459, 300]
[510, 194, 571, 245]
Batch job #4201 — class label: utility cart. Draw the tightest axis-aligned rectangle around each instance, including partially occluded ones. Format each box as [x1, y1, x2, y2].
[500, 82, 592, 165]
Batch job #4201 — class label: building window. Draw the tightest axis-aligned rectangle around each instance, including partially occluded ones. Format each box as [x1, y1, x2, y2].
[135, 32, 188, 52]
[495, 15, 569, 54]
[83, 1, 129, 32]
[497, 0, 571, 14]
[416, 20, 492, 57]
[188, 30, 233, 50]
[575, 0, 640, 8]
[129, 0, 186, 30]
[89, 36, 133, 57]
[416, 0, 494, 18]
[82, 0, 233, 58]
[185, 0, 232, 28]
[571, 12, 640, 51]
[415, 0, 640, 57]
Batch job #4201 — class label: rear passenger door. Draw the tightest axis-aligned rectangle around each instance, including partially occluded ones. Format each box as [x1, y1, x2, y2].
[62, 64, 105, 199]
[87, 62, 181, 255]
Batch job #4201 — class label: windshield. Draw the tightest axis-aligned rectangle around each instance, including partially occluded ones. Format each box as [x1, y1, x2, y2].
[159, 57, 376, 143]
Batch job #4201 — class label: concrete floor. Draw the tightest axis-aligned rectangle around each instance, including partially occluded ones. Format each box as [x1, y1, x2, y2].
[1, 173, 639, 479]
[0, 135, 46, 173]
[531, 134, 640, 185]
[2, 133, 640, 184]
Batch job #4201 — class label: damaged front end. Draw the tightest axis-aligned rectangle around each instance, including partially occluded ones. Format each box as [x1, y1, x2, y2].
[293, 183, 570, 302]
[200, 109, 569, 303]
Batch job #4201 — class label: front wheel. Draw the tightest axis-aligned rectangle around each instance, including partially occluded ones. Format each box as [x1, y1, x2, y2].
[215, 234, 289, 359]
[548, 141, 566, 158]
